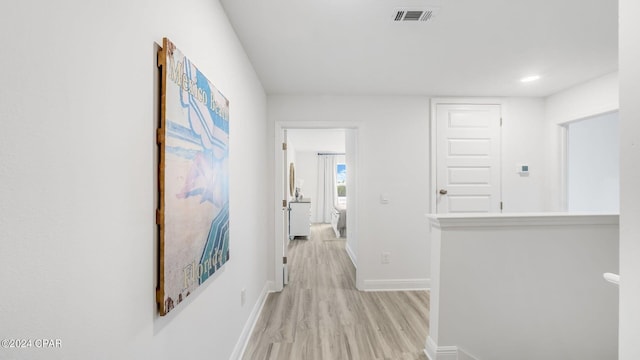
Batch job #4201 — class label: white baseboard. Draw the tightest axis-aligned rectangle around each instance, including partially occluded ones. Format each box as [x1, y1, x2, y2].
[425, 336, 459, 360]
[361, 278, 430, 292]
[229, 281, 274, 360]
[425, 336, 479, 360]
[458, 348, 479, 360]
[345, 243, 357, 269]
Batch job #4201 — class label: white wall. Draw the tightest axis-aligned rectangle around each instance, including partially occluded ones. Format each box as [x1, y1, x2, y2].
[619, 1, 640, 358]
[269, 95, 432, 290]
[501, 98, 549, 212]
[269, 95, 551, 290]
[287, 129, 346, 153]
[544, 72, 620, 211]
[546, 73, 619, 126]
[294, 151, 318, 218]
[567, 112, 619, 212]
[0, 1, 269, 359]
[427, 213, 619, 360]
[293, 151, 345, 223]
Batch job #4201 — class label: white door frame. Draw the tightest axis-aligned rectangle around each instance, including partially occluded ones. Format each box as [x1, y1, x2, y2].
[430, 98, 504, 214]
[273, 121, 361, 291]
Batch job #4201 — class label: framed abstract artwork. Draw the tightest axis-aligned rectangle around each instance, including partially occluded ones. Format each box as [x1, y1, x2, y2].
[156, 38, 230, 316]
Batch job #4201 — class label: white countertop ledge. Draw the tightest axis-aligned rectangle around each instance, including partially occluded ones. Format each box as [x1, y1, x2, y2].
[426, 212, 619, 228]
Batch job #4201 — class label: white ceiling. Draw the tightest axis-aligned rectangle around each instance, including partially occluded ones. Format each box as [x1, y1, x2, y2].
[288, 129, 346, 153]
[220, 0, 617, 97]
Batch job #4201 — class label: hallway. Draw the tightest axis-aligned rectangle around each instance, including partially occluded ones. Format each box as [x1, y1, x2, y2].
[242, 224, 430, 360]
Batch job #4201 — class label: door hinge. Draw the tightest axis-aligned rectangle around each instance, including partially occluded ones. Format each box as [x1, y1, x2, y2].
[283, 256, 287, 264]
[500, 117, 503, 127]
[282, 200, 287, 208]
[500, 201, 503, 210]
[282, 142, 287, 150]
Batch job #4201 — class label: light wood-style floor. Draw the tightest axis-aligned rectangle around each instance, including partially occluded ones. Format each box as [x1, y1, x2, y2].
[242, 224, 430, 360]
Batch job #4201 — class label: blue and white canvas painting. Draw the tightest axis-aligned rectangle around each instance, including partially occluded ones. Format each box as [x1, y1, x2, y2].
[158, 38, 230, 315]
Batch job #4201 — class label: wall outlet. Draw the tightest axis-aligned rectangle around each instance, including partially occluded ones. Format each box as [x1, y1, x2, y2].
[240, 288, 246, 306]
[381, 252, 391, 264]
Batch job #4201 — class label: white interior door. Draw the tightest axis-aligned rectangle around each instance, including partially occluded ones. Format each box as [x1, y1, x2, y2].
[435, 103, 502, 213]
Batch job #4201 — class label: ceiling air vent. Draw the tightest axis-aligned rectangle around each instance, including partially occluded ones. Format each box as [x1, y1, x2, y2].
[393, 8, 439, 22]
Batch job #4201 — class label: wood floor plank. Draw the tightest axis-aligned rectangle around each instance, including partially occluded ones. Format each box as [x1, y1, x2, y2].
[242, 224, 429, 360]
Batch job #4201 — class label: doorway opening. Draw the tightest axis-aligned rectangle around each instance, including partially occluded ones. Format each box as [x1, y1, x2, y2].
[564, 111, 620, 212]
[273, 123, 360, 291]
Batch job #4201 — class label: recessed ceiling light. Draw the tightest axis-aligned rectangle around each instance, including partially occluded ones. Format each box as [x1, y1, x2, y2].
[520, 75, 541, 83]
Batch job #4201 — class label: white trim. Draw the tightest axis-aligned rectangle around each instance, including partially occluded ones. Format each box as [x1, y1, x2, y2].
[425, 336, 459, 360]
[230, 281, 274, 360]
[556, 109, 619, 126]
[424, 349, 431, 360]
[426, 212, 619, 229]
[430, 97, 504, 105]
[274, 125, 285, 292]
[361, 278, 430, 291]
[458, 348, 480, 360]
[345, 128, 360, 290]
[273, 121, 362, 292]
[429, 98, 505, 214]
[430, 99, 437, 214]
[345, 242, 357, 269]
[559, 124, 568, 211]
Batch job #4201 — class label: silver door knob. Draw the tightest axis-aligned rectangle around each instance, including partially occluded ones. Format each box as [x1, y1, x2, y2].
[439, 189, 448, 195]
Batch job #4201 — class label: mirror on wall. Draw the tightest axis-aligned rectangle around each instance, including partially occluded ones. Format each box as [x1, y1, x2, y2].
[289, 162, 295, 197]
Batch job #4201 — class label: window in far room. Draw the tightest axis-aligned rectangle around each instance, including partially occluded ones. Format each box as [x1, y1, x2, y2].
[336, 163, 346, 206]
